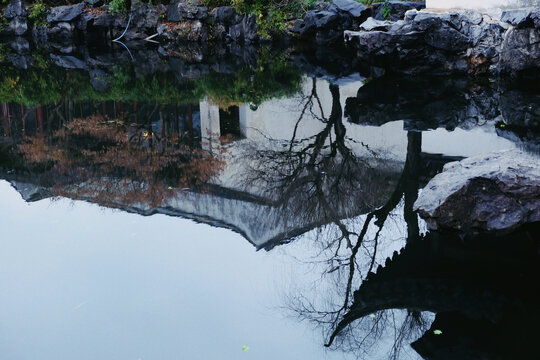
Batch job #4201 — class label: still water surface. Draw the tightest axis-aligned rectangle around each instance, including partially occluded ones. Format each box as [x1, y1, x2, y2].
[0, 44, 538, 359]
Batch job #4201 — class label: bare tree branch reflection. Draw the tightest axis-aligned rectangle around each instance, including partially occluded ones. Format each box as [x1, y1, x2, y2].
[237, 78, 428, 358]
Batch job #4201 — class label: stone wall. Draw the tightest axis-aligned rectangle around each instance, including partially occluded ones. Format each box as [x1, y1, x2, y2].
[344, 7, 540, 77]
[427, 0, 540, 9]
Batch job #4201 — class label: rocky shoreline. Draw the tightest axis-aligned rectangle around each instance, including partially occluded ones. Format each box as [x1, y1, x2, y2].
[345, 7, 540, 77]
[1, 0, 539, 78]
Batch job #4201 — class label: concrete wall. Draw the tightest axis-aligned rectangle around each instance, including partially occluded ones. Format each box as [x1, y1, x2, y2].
[426, 0, 539, 9]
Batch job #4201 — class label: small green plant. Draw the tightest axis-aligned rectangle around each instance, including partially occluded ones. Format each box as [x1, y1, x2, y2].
[304, 0, 318, 10]
[382, 1, 391, 19]
[29, 0, 47, 26]
[0, 15, 7, 33]
[108, 0, 128, 14]
[203, 0, 309, 38]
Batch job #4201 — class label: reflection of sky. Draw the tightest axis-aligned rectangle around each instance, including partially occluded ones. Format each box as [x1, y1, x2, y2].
[0, 180, 360, 360]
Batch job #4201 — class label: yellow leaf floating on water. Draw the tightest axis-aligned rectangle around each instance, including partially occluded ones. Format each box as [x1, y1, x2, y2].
[433, 330, 443, 335]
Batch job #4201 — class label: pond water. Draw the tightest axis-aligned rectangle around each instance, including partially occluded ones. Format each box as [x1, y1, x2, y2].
[0, 43, 538, 359]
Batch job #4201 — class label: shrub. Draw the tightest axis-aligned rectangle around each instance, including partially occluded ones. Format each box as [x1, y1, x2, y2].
[108, 0, 128, 14]
[28, 0, 47, 26]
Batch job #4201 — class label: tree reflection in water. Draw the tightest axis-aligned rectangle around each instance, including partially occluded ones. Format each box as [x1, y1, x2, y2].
[234, 77, 431, 358]
[238, 78, 539, 360]
[16, 115, 226, 207]
[2, 71, 538, 359]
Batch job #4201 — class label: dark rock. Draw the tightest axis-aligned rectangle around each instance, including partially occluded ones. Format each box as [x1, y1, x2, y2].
[228, 23, 243, 41]
[424, 24, 471, 52]
[31, 26, 48, 45]
[499, 90, 540, 129]
[372, 1, 425, 21]
[289, 19, 315, 36]
[211, 59, 238, 74]
[291, 9, 341, 36]
[345, 30, 423, 57]
[2, 0, 28, 36]
[50, 54, 88, 70]
[500, 27, 540, 76]
[47, 3, 85, 23]
[167, 0, 207, 22]
[332, 0, 370, 19]
[311, 10, 340, 28]
[55, 44, 74, 54]
[209, 6, 237, 25]
[414, 149, 540, 234]
[3, 0, 28, 19]
[174, 20, 207, 42]
[7, 53, 29, 69]
[345, 9, 529, 76]
[9, 36, 29, 53]
[500, 8, 540, 28]
[131, 2, 165, 29]
[7, 16, 28, 36]
[89, 69, 110, 92]
[222, 14, 258, 43]
[112, 15, 129, 29]
[410, 11, 445, 31]
[77, 11, 114, 31]
[209, 23, 227, 41]
[315, 28, 342, 45]
[169, 57, 210, 80]
[84, 0, 103, 6]
[359, 17, 395, 32]
[242, 14, 257, 42]
[47, 22, 75, 42]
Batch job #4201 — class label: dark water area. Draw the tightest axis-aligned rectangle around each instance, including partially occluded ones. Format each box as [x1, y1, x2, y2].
[0, 42, 539, 360]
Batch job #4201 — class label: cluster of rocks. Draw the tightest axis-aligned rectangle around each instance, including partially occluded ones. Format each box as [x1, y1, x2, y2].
[289, 0, 425, 45]
[1, 0, 427, 46]
[1, 0, 259, 45]
[2, 0, 28, 36]
[2, 0, 539, 78]
[344, 6, 540, 77]
[159, 1, 257, 43]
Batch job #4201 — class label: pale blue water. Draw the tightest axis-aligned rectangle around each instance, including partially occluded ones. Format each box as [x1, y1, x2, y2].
[0, 180, 361, 360]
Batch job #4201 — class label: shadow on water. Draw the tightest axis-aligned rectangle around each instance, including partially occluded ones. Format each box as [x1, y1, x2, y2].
[1, 42, 539, 359]
[319, 223, 539, 360]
